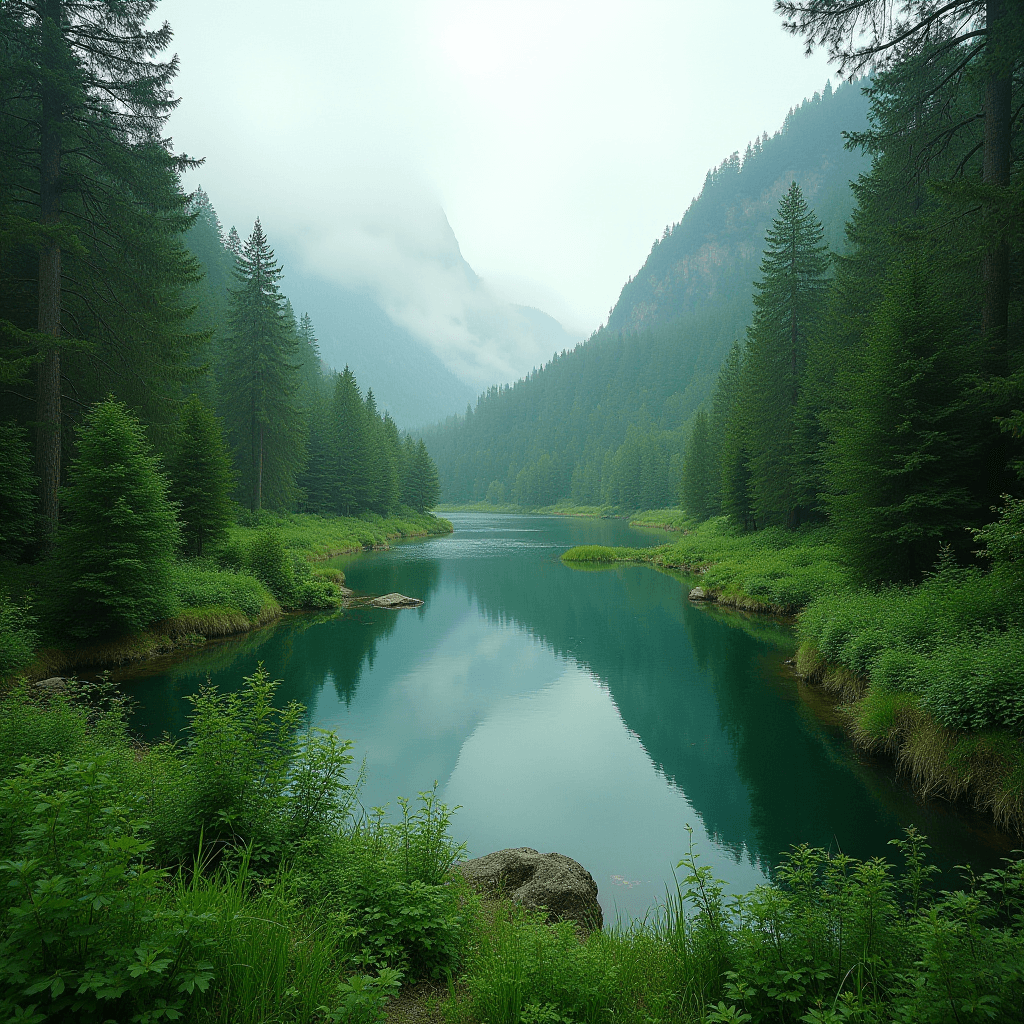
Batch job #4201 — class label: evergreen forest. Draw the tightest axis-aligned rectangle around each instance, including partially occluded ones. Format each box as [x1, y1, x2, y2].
[0, 0, 441, 658]
[2, 3, 1024, 1024]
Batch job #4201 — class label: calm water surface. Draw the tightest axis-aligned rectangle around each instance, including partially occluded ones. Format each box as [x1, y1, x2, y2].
[119, 513, 1015, 920]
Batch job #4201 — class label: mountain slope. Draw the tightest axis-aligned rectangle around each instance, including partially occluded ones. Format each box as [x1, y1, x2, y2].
[424, 80, 871, 506]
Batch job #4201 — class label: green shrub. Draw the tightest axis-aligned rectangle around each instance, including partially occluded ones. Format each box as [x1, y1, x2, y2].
[0, 590, 37, 678]
[244, 530, 296, 604]
[0, 754, 214, 1023]
[48, 398, 180, 640]
[171, 560, 271, 620]
[147, 665, 357, 867]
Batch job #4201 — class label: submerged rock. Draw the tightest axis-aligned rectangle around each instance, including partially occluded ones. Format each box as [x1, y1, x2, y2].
[458, 847, 603, 934]
[688, 586, 710, 601]
[368, 593, 423, 609]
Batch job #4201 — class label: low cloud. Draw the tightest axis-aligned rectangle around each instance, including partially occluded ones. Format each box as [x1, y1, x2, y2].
[278, 184, 579, 390]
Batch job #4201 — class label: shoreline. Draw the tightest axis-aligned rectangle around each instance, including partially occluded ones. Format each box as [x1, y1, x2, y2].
[15, 513, 453, 683]
[562, 528, 1024, 837]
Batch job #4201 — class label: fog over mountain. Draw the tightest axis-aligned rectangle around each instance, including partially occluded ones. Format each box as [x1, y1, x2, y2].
[273, 196, 581, 427]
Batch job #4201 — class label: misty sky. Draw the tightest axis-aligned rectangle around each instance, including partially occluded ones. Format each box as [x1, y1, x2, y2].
[162, 0, 835, 383]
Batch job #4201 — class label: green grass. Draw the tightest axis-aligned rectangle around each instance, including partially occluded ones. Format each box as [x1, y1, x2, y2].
[226, 509, 453, 561]
[563, 513, 1024, 831]
[563, 516, 850, 613]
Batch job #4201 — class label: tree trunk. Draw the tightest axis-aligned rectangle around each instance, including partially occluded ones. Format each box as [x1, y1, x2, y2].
[981, 0, 1012, 375]
[35, 3, 64, 546]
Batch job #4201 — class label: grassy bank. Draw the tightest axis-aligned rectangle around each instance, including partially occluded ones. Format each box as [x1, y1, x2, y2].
[1, 509, 453, 681]
[2, 673, 1021, 1024]
[564, 514, 1024, 833]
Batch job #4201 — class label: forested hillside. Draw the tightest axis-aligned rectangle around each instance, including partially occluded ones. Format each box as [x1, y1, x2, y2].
[424, 79, 870, 507]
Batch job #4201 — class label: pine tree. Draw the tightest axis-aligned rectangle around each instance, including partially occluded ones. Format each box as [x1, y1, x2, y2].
[0, 422, 38, 559]
[705, 341, 743, 516]
[0, 0, 200, 543]
[220, 219, 305, 512]
[742, 182, 830, 527]
[50, 398, 179, 639]
[167, 395, 236, 556]
[410, 439, 440, 512]
[680, 410, 716, 520]
[331, 366, 370, 516]
[824, 261, 983, 582]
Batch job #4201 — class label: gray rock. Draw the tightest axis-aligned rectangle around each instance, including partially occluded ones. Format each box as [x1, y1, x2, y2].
[33, 676, 68, 694]
[368, 593, 423, 609]
[688, 586, 709, 601]
[458, 847, 602, 934]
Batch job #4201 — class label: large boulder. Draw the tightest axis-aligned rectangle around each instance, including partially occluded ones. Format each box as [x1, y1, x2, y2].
[457, 847, 602, 934]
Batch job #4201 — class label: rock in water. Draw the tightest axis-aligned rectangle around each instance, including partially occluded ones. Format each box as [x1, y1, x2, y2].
[457, 847, 603, 934]
[368, 593, 423, 609]
[688, 586, 708, 601]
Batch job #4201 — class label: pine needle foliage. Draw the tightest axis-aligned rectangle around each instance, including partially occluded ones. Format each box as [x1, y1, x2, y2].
[167, 395, 236, 557]
[741, 181, 831, 528]
[220, 219, 305, 512]
[49, 397, 180, 640]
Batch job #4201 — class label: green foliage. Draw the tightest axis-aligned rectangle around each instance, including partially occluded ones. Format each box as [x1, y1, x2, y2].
[740, 181, 831, 528]
[167, 396, 236, 557]
[220, 219, 305, 512]
[798, 555, 1024, 732]
[171, 560, 274, 622]
[306, 787, 469, 979]
[148, 665, 357, 867]
[0, 422, 37, 560]
[49, 398, 180, 641]
[243, 530, 297, 605]
[0, 754, 214, 1024]
[0, 591, 37, 679]
[681, 409, 717, 520]
[825, 262, 983, 582]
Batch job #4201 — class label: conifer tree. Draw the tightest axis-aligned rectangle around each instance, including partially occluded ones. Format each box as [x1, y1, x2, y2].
[825, 261, 982, 582]
[408, 439, 440, 512]
[331, 366, 370, 516]
[0, 0, 201, 542]
[167, 395, 236, 556]
[680, 410, 716, 520]
[742, 182, 830, 527]
[220, 219, 305, 511]
[0, 422, 38, 560]
[50, 398, 179, 639]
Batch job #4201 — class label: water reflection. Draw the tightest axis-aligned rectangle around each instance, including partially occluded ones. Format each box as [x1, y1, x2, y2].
[118, 514, 1014, 918]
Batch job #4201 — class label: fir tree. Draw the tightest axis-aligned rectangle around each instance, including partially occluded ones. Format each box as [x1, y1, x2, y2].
[680, 410, 716, 520]
[50, 398, 179, 639]
[0, 0, 200, 543]
[331, 366, 370, 516]
[742, 182, 830, 527]
[220, 219, 305, 512]
[0, 422, 38, 560]
[167, 395, 236, 556]
[825, 261, 982, 582]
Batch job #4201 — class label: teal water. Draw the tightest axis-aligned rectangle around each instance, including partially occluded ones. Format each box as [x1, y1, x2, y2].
[118, 513, 1015, 920]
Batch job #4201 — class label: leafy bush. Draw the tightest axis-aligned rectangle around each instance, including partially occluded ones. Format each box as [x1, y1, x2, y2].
[0, 755, 214, 1023]
[303, 787, 469, 979]
[146, 665, 357, 867]
[0, 590, 37, 678]
[171, 560, 273, 621]
[244, 530, 297, 604]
